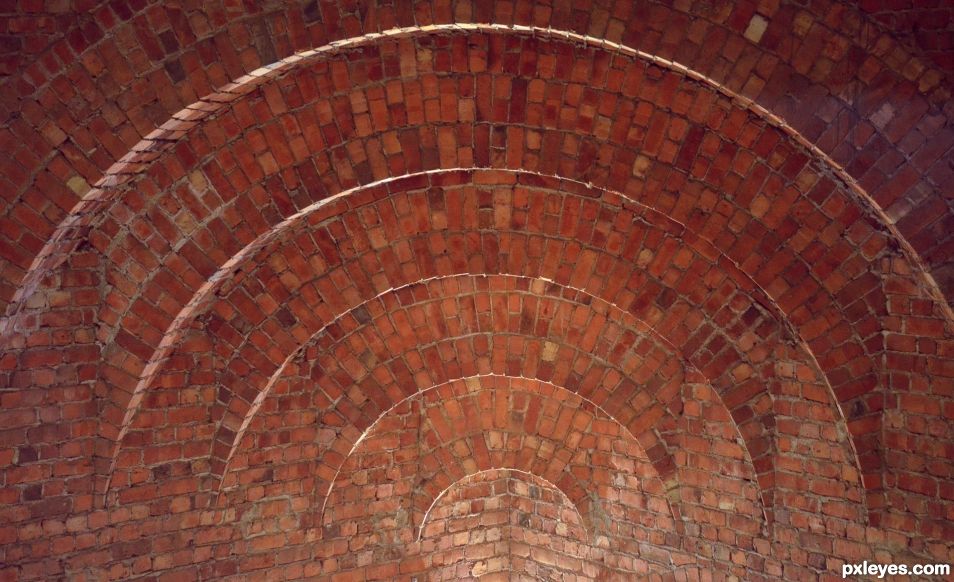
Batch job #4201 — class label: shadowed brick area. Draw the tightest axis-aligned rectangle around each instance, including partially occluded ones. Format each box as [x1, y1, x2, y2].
[856, 1, 954, 75]
[1, 2, 953, 581]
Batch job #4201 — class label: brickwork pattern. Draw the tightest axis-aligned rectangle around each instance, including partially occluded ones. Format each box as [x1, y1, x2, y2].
[858, 0, 954, 74]
[1, 1, 953, 581]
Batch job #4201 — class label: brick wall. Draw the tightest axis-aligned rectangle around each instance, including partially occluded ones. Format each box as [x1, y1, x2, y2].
[1, 1, 952, 580]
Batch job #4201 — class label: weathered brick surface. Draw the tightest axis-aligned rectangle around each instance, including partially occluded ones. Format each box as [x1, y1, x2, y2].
[1, 2, 953, 581]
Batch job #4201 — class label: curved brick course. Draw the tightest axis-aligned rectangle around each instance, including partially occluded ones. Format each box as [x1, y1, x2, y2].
[2, 2, 953, 580]
[316, 378, 680, 579]
[1, 2, 953, 311]
[103, 180, 834, 521]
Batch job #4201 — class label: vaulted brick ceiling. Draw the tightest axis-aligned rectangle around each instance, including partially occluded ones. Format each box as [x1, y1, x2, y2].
[0, 1, 952, 581]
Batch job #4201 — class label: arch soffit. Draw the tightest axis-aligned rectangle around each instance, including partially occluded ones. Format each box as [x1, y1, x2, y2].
[4, 23, 950, 331]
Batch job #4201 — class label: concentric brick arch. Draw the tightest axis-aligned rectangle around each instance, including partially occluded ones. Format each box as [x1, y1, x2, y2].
[415, 468, 598, 578]
[5, 22, 951, 333]
[213, 274, 699, 496]
[2, 3, 954, 579]
[206, 269, 801, 540]
[1, 32, 941, 525]
[2, 0, 952, 309]
[2, 34, 941, 517]
[212, 283, 748, 534]
[417, 467, 590, 543]
[316, 376, 682, 544]
[219, 359, 767, 575]
[105, 179, 861, 527]
[239, 318, 699, 515]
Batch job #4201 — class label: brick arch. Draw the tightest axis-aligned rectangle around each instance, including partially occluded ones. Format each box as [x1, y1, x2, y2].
[0, 31, 939, 514]
[418, 467, 592, 543]
[35, 29, 916, 474]
[222, 365, 764, 576]
[317, 376, 682, 552]
[1, 34, 938, 512]
[5, 24, 949, 336]
[0, 3, 952, 579]
[3, 25, 949, 441]
[108, 179, 839, 524]
[95, 171, 871, 527]
[2, 30, 949, 513]
[210, 277, 761, 532]
[209, 270, 783, 536]
[193, 274, 855, 546]
[215, 274, 696, 498]
[415, 468, 597, 579]
[1, 0, 952, 313]
[0, 18, 946, 548]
